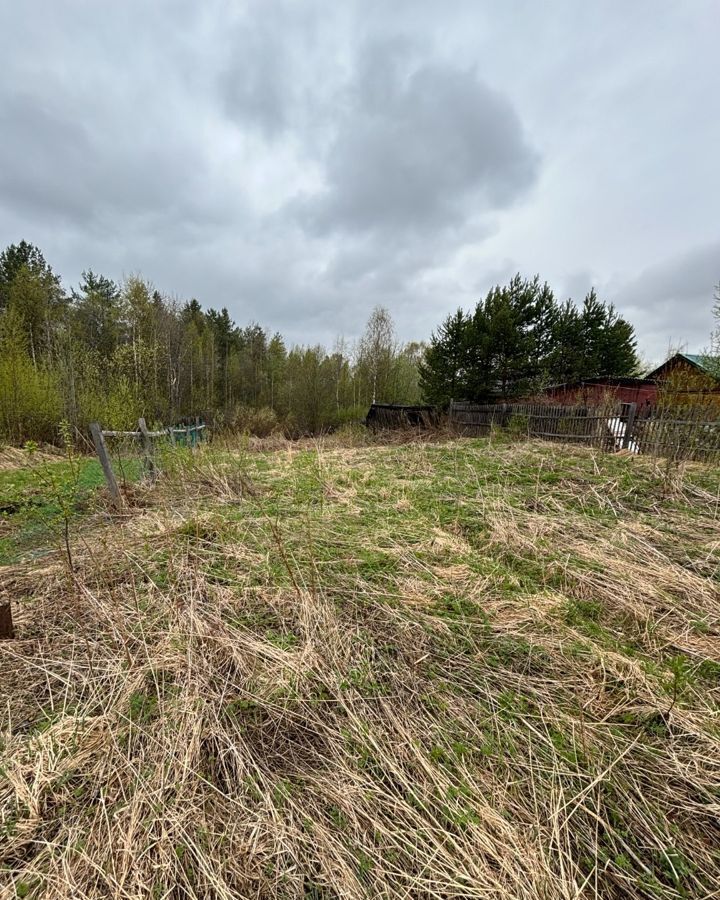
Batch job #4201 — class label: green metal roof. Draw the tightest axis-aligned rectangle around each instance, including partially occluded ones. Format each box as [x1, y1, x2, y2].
[646, 352, 720, 381]
[679, 353, 718, 375]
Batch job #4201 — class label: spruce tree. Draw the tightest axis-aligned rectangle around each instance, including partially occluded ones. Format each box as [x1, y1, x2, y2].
[419, 309, 471, 406]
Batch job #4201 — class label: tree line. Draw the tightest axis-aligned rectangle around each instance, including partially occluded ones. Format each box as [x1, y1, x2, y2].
[0, 242, 642, 444]
[0, 242, 423, 443]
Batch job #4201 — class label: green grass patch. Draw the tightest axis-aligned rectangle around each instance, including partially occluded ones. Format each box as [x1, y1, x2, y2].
[0, 455, 142, 563]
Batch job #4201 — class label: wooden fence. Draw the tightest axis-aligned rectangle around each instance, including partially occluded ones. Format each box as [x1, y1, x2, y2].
[449, 400, 720, 462]
[90, 417, 206, 507]
[632, 406, 720, 463]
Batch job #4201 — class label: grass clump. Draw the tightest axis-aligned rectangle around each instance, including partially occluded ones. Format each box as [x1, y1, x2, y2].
[1, 436, 719, 898]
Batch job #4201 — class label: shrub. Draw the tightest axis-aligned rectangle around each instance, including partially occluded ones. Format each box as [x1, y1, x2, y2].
[223, 404, 280, 437]
[507, 414, 529, 439]
[0, 352, 63, 444]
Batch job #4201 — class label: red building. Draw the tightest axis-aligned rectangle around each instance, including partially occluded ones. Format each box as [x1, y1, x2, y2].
[541, 376, 657, 407]
[539, 354, 720, 408]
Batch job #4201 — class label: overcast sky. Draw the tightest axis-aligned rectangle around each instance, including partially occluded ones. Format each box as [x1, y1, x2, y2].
[1, 0, 718, 365]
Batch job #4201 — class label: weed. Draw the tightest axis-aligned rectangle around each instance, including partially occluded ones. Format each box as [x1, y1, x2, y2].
[1, 437, 719, 898]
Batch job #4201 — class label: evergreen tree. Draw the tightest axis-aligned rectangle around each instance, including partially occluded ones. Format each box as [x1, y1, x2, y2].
[0, 242, 66, 363]
[477, 275, 557, 398]
[419, 310, 471, 406]
[546, 300, 583, 383]
[0, 241, 63, 311]
[71, 271, 122, 358]
[267, 333, 288, 414]
[421, 276, 640, 403]
[577, 290, 639, 378]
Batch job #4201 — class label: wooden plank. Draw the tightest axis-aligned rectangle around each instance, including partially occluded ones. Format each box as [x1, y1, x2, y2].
[138, 418, 157, 479]
[90, 422, 123, 508]
[622, 403, 637, 450]
[168, 425, 205, 434]
[102, 428, 168, 438]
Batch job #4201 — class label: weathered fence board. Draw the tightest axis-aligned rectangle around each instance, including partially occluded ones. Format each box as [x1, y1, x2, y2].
[90, 422, 123, 508]
[449, 400, 720, 463]
[90, 417, 207, 501]
[137, 417, 157, 479]
[366, 404, 439, 430]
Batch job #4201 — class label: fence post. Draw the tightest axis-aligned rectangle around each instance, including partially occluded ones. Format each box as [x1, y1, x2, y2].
[90, 422, 123, 508]
[138, 418, 157, 479]
[0, 594, 14, 640]
[622, 403, 637, 450]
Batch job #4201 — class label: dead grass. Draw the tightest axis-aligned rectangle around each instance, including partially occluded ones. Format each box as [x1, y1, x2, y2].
[0, 445, 64, 471]
[1, 437, 719, 898]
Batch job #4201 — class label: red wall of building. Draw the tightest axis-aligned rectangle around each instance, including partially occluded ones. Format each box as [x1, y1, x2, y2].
[543, 382, 657, 407]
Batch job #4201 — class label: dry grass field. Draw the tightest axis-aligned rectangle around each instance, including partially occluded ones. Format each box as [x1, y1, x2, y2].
[1, 434, 719, 899]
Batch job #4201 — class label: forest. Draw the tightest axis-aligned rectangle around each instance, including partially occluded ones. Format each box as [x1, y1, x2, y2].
[0, 241, 640, 444]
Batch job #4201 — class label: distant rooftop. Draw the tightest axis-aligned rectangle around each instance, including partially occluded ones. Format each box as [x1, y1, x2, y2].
[680, 353, 717, 374]
[647, 352, 720, 381]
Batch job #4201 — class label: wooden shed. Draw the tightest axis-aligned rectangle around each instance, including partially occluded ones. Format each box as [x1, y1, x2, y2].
[646, 353, 720, 407]
[365, 404, 439, 430]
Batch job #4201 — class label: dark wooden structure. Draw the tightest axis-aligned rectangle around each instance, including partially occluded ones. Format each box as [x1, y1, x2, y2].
[365, 404, 438, 430]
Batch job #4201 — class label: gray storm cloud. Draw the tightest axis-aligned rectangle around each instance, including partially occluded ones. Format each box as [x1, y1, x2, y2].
[300, 45, 538, 236]
[0, 0, 718, 358]
[611, 242, 720, 359]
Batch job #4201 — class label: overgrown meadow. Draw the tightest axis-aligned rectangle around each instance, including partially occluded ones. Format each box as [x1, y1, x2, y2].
[1, 433, 719, 898]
